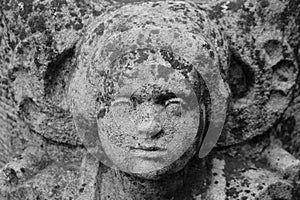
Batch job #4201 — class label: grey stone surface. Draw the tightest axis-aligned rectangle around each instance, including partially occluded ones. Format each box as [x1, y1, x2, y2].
[0, 0, 299, 199]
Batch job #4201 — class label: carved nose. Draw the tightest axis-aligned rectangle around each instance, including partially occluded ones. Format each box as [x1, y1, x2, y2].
[137, 119, 162, 139]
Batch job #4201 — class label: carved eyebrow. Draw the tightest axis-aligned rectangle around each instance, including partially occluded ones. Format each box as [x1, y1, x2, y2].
[165, 98, 187, 106]
[154, 92, 177, 105]
[111, 97, 132, 106]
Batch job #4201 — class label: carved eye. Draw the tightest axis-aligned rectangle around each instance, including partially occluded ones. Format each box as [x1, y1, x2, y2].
[111, 97, 132, 107]
[165, 98, 186, 117]
[154, 92, 177, 105]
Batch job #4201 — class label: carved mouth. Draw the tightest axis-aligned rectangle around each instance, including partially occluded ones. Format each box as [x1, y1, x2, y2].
[129, 146, 166, 151]
[129, 145, 168, 158]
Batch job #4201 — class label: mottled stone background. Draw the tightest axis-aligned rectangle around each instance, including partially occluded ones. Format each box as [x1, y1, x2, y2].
[0, 0, 299, 199]
[1, 0, 299, 166]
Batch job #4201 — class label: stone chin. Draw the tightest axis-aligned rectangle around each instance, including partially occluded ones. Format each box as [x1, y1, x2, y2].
[119, 136, 201, 180]
[97, 120, 202, 179]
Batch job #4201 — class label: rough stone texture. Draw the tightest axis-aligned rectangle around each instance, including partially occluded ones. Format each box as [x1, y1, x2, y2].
[275, 95, 300, 160]
[263, 144, 300, 179]
[202, 0, 299, 146]
[1, 134, 299, 200]
[1, 0, 299, 160]
[218, 141, 295, 200]
[0, 0, 299, 199]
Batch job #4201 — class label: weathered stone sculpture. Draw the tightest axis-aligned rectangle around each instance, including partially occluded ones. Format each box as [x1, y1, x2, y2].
[0, 0, 299, 199]
[69, 1, 228, 179]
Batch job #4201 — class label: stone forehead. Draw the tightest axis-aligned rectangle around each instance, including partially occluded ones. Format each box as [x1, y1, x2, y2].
[89, 49, 193, 83]
[87, 49, 203, 106]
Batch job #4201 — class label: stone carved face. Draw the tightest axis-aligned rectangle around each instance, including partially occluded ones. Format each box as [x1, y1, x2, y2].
[69, 48, 210, 178]
[68, 0, 228, 179]
[96, 51, 205, 175]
